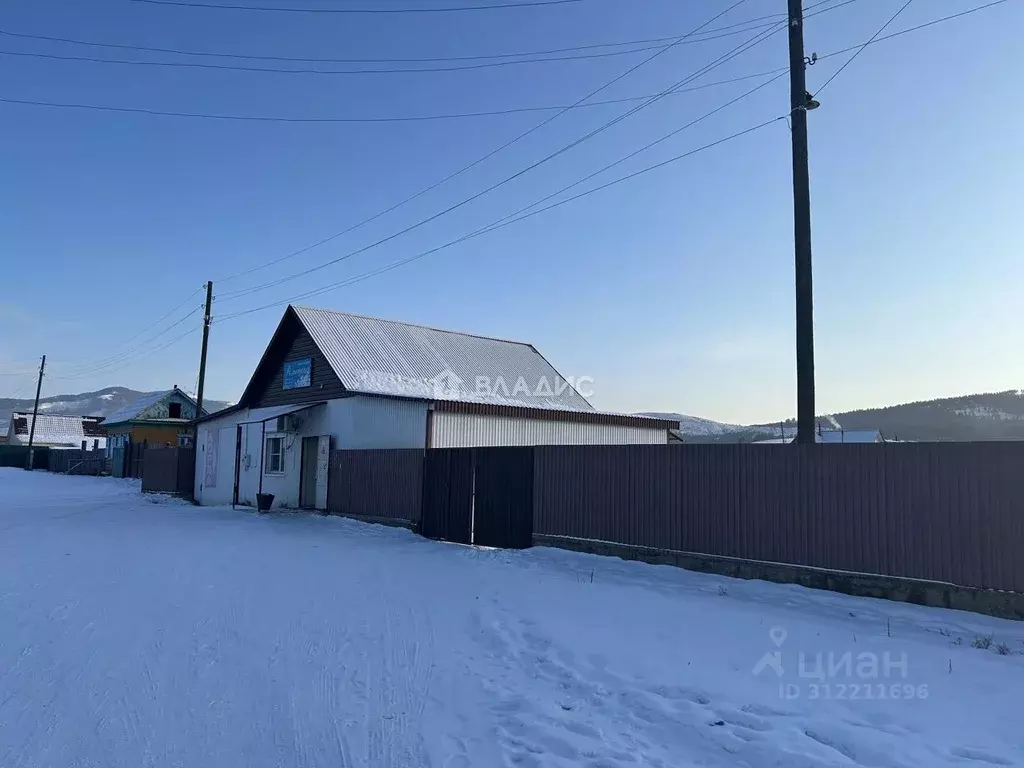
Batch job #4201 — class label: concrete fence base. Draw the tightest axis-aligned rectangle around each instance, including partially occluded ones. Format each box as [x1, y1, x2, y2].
[534, 534, 1024, 621]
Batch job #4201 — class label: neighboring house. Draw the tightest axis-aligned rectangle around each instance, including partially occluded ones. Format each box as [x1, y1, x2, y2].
[194, 305, 676, 510]
[5, 412, 107, 449]
[753, 429, 886, 445]
[818, 429, 884, 444]
[103, 386, 208, 456]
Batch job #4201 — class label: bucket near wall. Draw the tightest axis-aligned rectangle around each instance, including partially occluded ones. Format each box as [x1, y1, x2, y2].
[256, 493, 275, 513]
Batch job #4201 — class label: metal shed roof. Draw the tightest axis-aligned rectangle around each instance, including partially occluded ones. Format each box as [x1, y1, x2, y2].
[292, 306, 594, 412]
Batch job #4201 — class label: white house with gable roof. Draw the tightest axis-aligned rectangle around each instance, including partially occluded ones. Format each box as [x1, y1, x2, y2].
[193, 305, 674, 510]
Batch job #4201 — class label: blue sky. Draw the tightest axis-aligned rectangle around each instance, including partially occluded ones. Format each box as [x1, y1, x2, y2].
[1, 0, 1021, 423]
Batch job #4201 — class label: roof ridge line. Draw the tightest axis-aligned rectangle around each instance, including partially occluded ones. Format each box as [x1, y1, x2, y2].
[291, 304, 537, 348]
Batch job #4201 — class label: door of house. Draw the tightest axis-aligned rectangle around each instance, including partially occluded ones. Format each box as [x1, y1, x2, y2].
[300, 436, 319, 509]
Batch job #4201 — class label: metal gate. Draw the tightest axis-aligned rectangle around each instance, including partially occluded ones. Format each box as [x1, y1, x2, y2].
[473, 447, 534, 549]
[420, 449, 473, 544]
[420, 447, 534, 549]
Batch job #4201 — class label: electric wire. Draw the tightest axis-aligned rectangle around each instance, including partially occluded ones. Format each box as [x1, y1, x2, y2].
[208, 0, 766, 288]
[51, 306, 203, 377]
[46, 327, 201, 381]
[216, 9, 786, 298]
[130, 0, 585, 13]
[0, 70, 786, 123]
[814, 0, 915, 95]
[211, 0, 1008, 319]
[217, 117, 784, 322]
[0, 15, 792, 64]
[0, 5, 857, 74]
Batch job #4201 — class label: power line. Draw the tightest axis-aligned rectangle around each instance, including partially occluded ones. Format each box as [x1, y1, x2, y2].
[488, 70, 789, 231]
[108, 287, 204, 351]
[217, 16, 786, 300]
[129, 0, 584, 12]
[0, 19, 792, 68]
[0, 70, 787, 123]
[0, 41, 716, 76]
[0, 1, 858, 122]
[128, 0, 839, 19]
[1, 375, 38, 403]
[217, 116, 784, 322]
[204, 0, 997, 290]
[50, 288, 202, 372]
[0, 2, 858, 76]
[815, 0, 915, 95]
[0, 289, 204, 386]
[212, 0, 1010, 320]
[210, 0, 771, 287]
[47, 327, 201, 381]
[53, 305, 203, 377]
[217, 19, 783, 298]
[815, 0, 1010, 64]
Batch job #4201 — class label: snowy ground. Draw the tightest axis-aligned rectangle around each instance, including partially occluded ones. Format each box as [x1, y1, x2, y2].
[2, 469, 1023, 768]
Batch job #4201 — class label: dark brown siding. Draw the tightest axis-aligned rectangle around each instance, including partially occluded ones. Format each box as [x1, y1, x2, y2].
[141, 446, 196, 497]
[431, 400, 676, 429]
[327, 449, 423, 524]
[533, 442, 1024, 593]
[245, 311, 347, 408]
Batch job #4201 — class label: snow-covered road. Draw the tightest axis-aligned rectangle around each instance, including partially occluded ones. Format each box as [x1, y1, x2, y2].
[1, 469, 1022, 767]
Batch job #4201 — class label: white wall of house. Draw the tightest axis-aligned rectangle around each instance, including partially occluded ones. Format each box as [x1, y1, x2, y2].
[195, 396, 428, 509]
[430, 411, 669, 447]
[195, 395, 665, 509]
[330, 396, 428, 450]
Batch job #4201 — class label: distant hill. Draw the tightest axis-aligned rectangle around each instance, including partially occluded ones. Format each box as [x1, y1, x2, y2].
[0, 387, 232, 432]
[642, 389, 1024, 443]
[641, 412, 747, 438]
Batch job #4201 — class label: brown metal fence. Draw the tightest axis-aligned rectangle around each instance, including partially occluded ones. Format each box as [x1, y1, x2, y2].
[327, 449, 423, 525]
[48, 448, 108, 475]
[113, 440, 149, 479]
[141, 447, 195, 497]
[126, 441, 148, 479]
[533, 443, 1024, 593]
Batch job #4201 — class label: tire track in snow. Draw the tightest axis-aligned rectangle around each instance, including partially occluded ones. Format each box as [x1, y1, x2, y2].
[363, 570, 436, 768]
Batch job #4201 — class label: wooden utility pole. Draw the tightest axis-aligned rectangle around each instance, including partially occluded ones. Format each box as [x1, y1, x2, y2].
[787, 0, 817, 444]
[25, 354, 46, 470]
[194, 281, 213, 432]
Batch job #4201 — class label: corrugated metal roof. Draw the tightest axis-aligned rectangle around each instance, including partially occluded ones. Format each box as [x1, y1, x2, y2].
[292, 306, 594, 412]
[104, 388, 205, 426]
[104, 390, 172, 425]
[8, 412, 105, 447]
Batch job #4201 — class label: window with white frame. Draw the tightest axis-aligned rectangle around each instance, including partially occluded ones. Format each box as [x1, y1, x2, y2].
[265, 436, 284, 474]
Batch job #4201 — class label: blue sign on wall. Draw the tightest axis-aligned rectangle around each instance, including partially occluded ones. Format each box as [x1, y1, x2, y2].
[283, 358, 312, 390]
